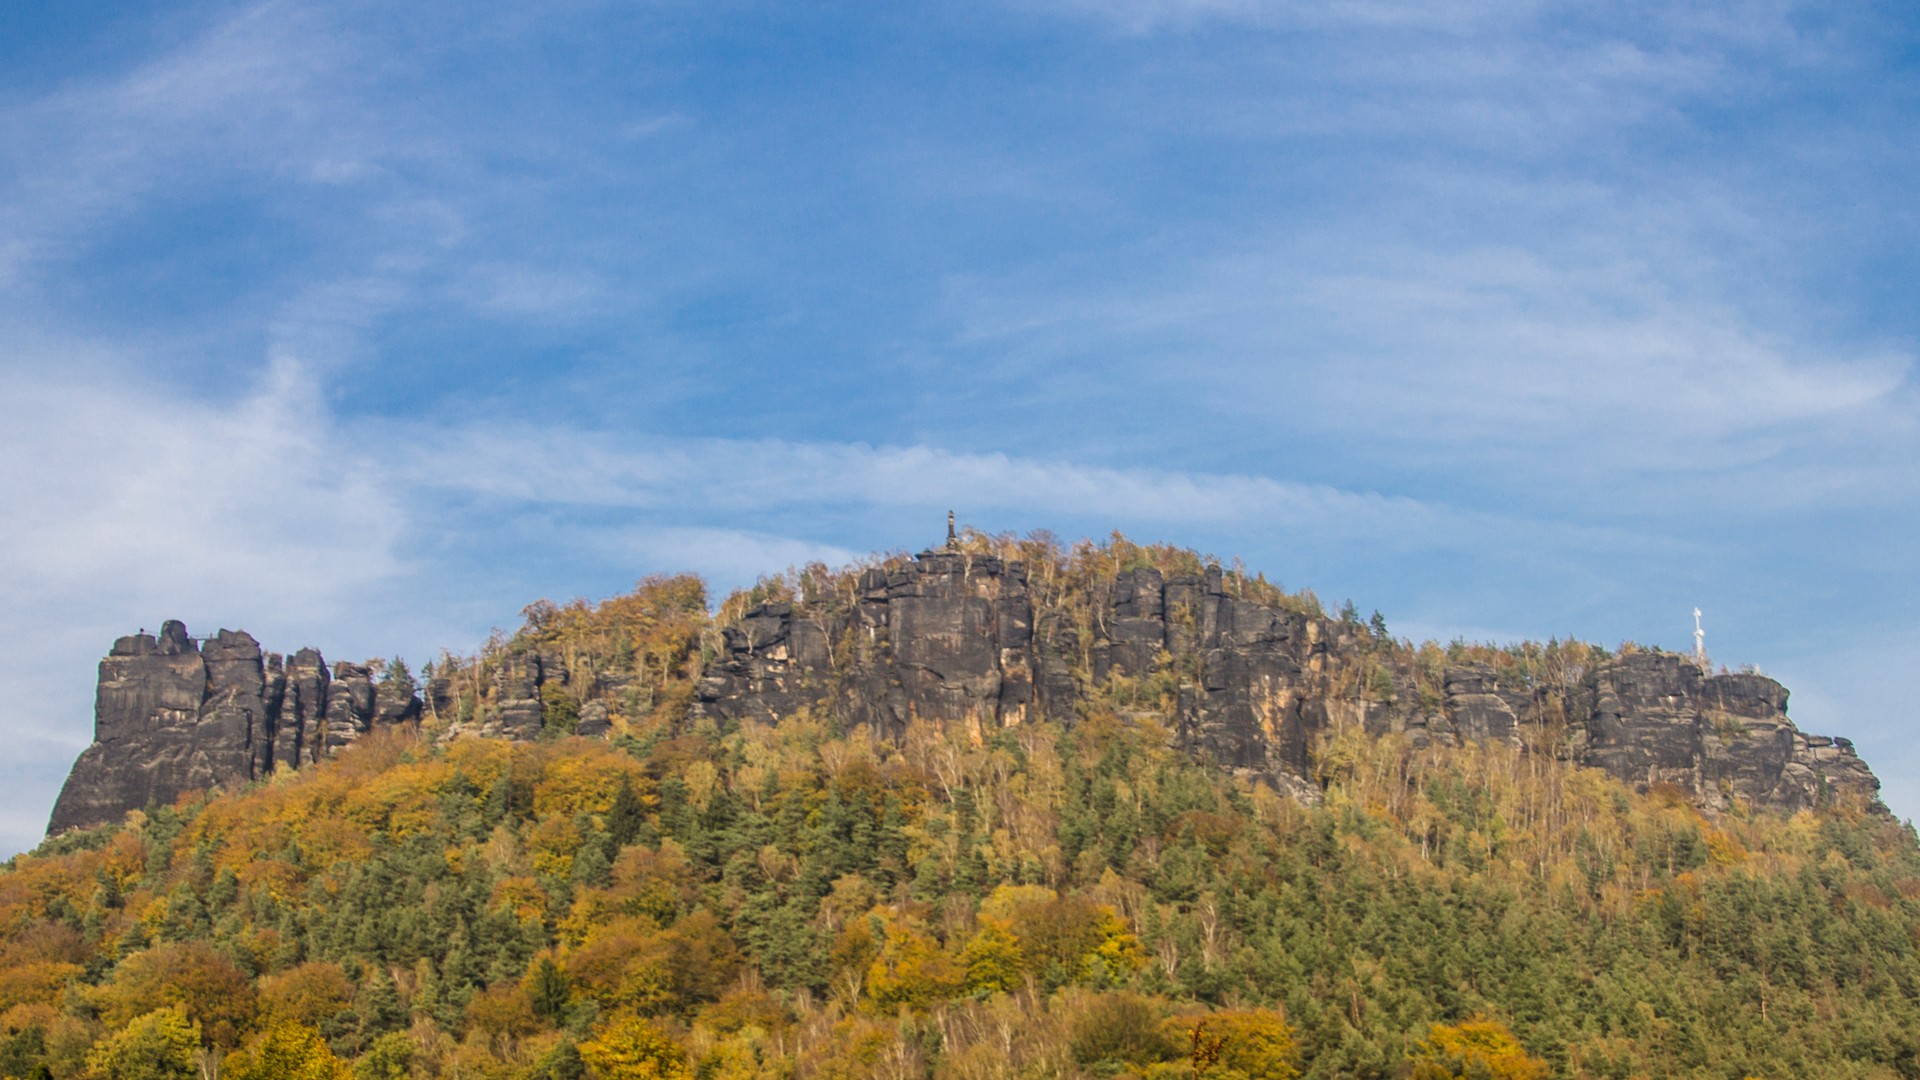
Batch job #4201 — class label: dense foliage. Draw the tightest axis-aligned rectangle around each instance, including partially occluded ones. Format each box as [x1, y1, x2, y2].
[6, 545, 1917, 1079]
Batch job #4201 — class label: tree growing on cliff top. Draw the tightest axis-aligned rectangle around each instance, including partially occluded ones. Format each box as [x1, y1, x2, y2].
[377, 657, 415, 704]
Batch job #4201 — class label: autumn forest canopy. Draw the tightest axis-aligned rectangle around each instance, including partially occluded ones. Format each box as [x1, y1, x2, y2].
[5, 536, 1919, 1080]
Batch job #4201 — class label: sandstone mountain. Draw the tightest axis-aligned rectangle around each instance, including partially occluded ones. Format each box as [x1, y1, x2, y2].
[46, 535, 1881, 836]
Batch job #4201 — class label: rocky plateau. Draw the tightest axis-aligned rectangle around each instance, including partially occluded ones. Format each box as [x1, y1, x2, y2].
[47, 546, 1882, 836]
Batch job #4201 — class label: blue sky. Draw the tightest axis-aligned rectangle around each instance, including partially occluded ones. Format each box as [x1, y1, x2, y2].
[2, 0, 1916, 856]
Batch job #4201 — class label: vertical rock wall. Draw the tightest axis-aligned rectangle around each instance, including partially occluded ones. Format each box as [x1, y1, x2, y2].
[1571, 652, 1878, 811]
[48, 621, 419, 835]
[696, 551, 1037, 737]
[275, 649, 331, 770]
[694, 549, 1883, 813]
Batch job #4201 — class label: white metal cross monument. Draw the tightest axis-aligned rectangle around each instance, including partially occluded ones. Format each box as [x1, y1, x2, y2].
[1693, 608, 1707, 668]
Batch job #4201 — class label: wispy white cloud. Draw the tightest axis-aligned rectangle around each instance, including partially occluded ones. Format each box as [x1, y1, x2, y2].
[621, 113, 695, 141]
[267, 272, 430, 371]
[1019, 0, 1541, 34]
[1025, 0, 1815, 49]
[0, 353, 409, 855]
[583, 527, 866, 584]
[397, 423, 1458, 537]
[1291, 247, 1910, 446]
[0, 2, 365, 281]
[0, 356, 407, 623]
[941, 221, 1915, 510]
[453, 262, 610, 322]
[1012, 0, 1844, 196]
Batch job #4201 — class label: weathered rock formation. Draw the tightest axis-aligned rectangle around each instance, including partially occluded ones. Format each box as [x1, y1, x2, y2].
[1567, 653, 1879, 812]
[698, 551, 1039, 737]
[695, 550, 1883, 814]
[426, 648, 555, 741]
[50, 546, 1883, 837]
[690, 556, 1426, 791]
[48, 621, 419, 835]
[274, 649, 330, 770]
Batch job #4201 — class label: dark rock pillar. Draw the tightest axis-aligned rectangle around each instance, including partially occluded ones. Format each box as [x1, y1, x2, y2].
[200, 630, 275, 784]
[323, 662, 376, 750]
[276, 648, 330, 769]
[493, 652, 548, 738]
[48, 621, 211, 833]
[889, 552, 1018, 727]
[1099, 567, 1167, 679]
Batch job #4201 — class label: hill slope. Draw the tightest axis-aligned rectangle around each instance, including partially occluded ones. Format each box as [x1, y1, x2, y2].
[10, 533, 1913, 1080]
[9, 696, 1920, 1078]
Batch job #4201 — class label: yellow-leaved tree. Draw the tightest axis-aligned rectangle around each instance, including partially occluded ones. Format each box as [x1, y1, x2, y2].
[969, 884, 1146, 990]
[862, 907, 964, 1012]
[85, 1006, 201, 1080]
[224, 1020, 350, 1080]
[579, 1014, 690, 1079]
[1173, 1009, 1299, 1080]
[1409, 1017, 1547, 1080]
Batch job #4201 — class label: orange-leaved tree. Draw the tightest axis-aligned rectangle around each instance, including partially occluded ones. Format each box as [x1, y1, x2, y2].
[93, 941, 257, 1048]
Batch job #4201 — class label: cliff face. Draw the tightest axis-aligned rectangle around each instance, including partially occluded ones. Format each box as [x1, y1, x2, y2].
[47, 620, 419, 835]
[694, 559, 1356, 801]
[695, 550, 1882, 814]
[697, 552, 1042, 735]
[1568, 653, 1879, 812]
[49, 547, 1882, 837]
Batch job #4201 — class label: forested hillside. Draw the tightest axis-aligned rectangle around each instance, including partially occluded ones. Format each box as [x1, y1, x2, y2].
[8, 539, 1918, 1079]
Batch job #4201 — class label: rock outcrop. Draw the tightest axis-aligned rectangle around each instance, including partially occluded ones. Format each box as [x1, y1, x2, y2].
[427, 649, 555, 741]
[695, 549, 1882, 814]
[1569, 652, 1878, 812]
[274, 649, 330, 770]
[692, 554, 1365, 789]
[50, 546, 1883, 837]
[48, 621, 419, 835]
[698, 551, 1037, 737]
